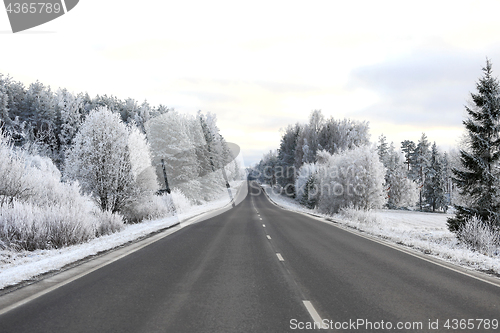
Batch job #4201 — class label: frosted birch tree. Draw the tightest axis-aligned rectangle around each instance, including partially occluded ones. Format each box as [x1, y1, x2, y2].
[64, 106, 135, 213]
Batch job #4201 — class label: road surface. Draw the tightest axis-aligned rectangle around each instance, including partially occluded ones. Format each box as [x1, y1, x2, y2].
[1, 181, 499, 332]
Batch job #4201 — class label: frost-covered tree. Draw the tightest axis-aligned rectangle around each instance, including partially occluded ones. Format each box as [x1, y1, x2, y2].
[0, 74, 11, 127]
[64, 106, 135, 213]
[277, 123, 300, 194]
[257, 150, 278, 186]
[90, 94, 122, 117]
[195, 112, 227, 200]
[5, 79, 26, 124]
[257, 113, 370, 198]
[302, 110, 324, 164]
[198, 112, 218, 174]
[121, 98, 139, 124]
[318, 118, 370, 155]
[413, 133, 431, 181]
[424, 143, 447, 212]
[128, 124, 157, 191]
[0, 130, 30, 205]
[377, 134, 389, 165]
[145, 110, 202, 201]
[412, 133, 431, 210]
[134, 100, 152, 133]
[384, 146, 418, 209]
[17, 81, 59, 159]
[120, 124, 163, 222]
[23, 81, 56, 131]
[315, 146, 386, 214]
[294, 125, 306, 171]
[0, 129, 124, 250]
[441, 151, 453, 204]
[295, 162, 319, 207]
[448, 60, 500, 232]
[56, 88, 84, 157]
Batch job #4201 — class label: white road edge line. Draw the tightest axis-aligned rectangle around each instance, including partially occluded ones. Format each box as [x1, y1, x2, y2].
[0, 225, 181, 316]
[276, 253, 284, 261]
[0, 182, 251, 316]
[262, 224, 266, 227]
[267, 235, 271, 240]
[303, 301, 327, 329]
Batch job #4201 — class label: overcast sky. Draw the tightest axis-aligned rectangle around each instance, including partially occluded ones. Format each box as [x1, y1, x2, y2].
[2, 0, 500, 166]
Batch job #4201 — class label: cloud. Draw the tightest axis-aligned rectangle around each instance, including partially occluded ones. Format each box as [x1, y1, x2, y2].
[348, 46, 498, 127]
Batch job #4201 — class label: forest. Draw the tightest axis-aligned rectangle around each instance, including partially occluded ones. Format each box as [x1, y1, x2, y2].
[252, 61, 500, 252]
[0, 73, 242, 251]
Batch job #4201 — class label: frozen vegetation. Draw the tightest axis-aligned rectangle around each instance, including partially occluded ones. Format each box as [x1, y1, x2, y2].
[254, 62, 500, 272]
[0, 130, 125, 251]
[0, 73, 245, 289]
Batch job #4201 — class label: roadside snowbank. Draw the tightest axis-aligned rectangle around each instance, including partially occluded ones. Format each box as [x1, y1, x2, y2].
[263, 185, 500, 276]
[0, 181, 243, 290]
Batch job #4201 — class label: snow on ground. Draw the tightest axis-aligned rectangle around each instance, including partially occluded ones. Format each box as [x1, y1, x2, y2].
[375, 209, 449, 229]
[262, 185, 500, 277]
[0, 181, 243, 290]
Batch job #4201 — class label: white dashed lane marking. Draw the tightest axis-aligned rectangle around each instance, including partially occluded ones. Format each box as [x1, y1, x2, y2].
[303, 301, 327, 329]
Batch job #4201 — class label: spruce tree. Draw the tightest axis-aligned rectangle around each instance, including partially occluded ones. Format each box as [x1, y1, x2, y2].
[448, 59, 500, 232]
[277, 123, 300, 194]
[424, 142, 447, 212]
[0, 74, 11, 127]
[413, 133, 431, 210]
[301, 174, 318, 209]
[385, 145, 419, 209]
[377, 134, 389, 165]
[401, 140, 416, 173]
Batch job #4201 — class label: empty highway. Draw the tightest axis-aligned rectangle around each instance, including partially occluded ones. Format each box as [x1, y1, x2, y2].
[1, 181, 499, 332]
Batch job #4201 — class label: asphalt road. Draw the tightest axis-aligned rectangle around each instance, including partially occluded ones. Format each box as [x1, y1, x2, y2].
[1, 181, 499, 332]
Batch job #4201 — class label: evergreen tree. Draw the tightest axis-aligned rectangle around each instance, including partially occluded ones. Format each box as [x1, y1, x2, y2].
[301, 173, 318, 208]
[196, 112, 226, 200]
[91, 94, 122, 117]
[413, 133, 431, 210]
[302, 110, 324, 163]
[0, 74, 11, 127]
[377, 134, 389, 165]
[134, 100, 152, 133]
[384, 147, 418, 209]
[56, 89, 84, 157]
[294, 124, 306, 172]
[424, 143, 447, 212]
[4, 79, 25, 123]
[441, 151, 452, 205]
[448, 59, 500, 232]
[121, 98, 139, 124]
[277, 123, 300, 194]
[401, 139, 416, 173]
[318, 117, 370, 155]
